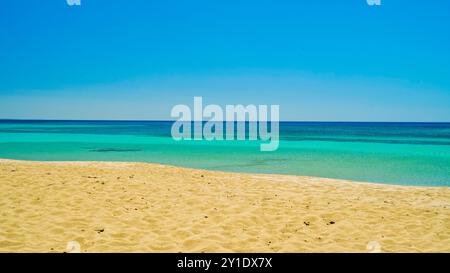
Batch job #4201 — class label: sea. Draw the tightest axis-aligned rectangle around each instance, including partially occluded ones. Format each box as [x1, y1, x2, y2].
[0, 120, 449, 187]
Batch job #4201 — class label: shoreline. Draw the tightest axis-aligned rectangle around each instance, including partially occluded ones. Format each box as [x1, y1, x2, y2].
[0, 158, 445, 189]
[1, 159, 449, 252]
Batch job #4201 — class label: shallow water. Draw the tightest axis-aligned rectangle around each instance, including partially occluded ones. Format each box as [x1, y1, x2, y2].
[0, 120, 449, 186]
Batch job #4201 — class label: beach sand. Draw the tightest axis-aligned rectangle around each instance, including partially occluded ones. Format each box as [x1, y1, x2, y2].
[0, 159, 449, 253]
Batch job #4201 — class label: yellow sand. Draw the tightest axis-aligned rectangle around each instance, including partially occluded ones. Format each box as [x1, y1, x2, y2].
[0, 159, 449, 253]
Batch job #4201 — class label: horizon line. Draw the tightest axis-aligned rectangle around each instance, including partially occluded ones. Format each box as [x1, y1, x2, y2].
[1, 118, 450, 124]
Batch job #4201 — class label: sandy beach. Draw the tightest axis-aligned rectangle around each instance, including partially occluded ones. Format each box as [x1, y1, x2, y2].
[0, 159, 449, 253]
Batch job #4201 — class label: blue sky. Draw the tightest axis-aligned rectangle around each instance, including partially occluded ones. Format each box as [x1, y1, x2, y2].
[0, 0, 449, 121]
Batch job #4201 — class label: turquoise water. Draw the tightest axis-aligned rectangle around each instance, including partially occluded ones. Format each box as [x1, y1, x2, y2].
[0, 120, 449, 187]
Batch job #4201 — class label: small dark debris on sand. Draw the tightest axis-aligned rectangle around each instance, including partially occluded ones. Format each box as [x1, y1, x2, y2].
[83, 176, 98, 179]
[95, 228, 105, 234]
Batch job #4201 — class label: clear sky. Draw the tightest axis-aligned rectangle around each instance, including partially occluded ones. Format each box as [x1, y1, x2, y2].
[0, 0, 449, 121]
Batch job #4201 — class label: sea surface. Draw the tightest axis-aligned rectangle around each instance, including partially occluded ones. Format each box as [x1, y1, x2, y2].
[0, 120, 449, 187]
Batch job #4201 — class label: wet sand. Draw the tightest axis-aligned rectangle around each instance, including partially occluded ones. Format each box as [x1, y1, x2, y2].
[0, 159, 449, 252]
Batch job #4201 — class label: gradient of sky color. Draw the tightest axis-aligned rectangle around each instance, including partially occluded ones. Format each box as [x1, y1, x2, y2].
[0, 0, 449, 121]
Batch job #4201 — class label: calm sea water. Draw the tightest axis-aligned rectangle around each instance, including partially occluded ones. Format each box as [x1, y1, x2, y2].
[0, 120, 449, 187]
